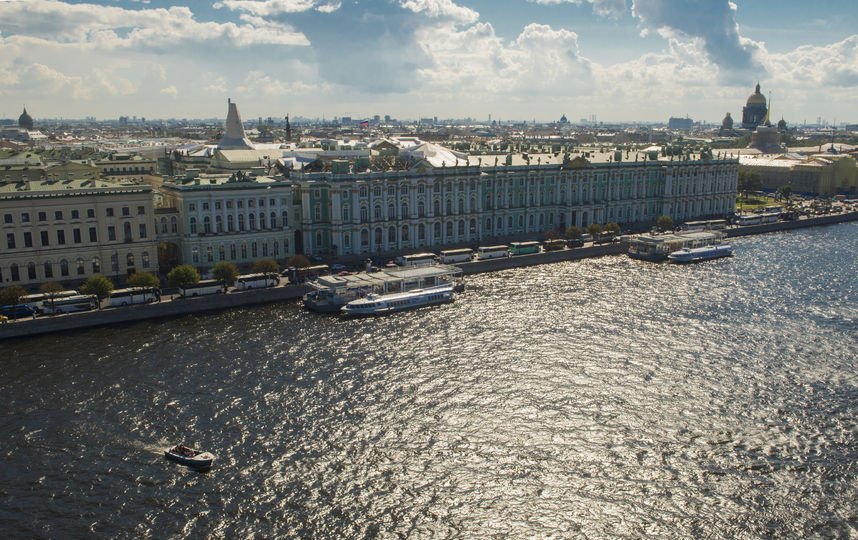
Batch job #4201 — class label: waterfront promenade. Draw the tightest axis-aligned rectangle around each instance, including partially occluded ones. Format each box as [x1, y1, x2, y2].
[1, 211, 855, 340]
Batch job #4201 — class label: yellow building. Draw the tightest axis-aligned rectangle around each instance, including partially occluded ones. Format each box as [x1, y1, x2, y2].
[739, 153, 858, 196]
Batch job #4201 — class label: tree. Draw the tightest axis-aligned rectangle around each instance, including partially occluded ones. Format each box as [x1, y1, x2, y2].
[565, 225, 583, 239]
[603, 222, 621, 235]
[127, 271, 160, 290]
[657, 216, 674, 231]
[587, 223, 603, 238]
[0, 285, 27, 310]
[212, 261, 239, 287]
[286, 254, 311, 268]
[737, 170, 762, 201]
[543, 229, 561, 240]
[39, 282, 64, 312]
[252, 258, 280, 275]
[167, 265, 200, 291]
[80, 276, 114, 307]
[776, 185, 793, 202]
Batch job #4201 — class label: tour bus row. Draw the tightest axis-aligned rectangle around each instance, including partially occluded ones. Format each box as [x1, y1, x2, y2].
[392, 237, 598, 266]
[1, 273, 282, 318]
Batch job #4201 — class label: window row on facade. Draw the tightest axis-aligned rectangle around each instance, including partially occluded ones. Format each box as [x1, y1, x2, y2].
[1, 251, 151, 283]
[5, 222, 148, 250]
[1, 205, 147, 226]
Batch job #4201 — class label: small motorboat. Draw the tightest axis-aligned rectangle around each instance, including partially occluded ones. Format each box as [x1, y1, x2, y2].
[164, 444, 214, 469]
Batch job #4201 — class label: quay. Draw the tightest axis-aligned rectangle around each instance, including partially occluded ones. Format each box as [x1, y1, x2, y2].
[1, 211, 856, 341]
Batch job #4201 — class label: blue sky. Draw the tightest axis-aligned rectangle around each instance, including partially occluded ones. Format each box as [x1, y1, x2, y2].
[1, 0, 856, 125]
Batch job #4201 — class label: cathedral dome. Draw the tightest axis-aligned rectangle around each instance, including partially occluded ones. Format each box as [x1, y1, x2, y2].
[18, 107, 34, 130]
[746, 83, 766, 106]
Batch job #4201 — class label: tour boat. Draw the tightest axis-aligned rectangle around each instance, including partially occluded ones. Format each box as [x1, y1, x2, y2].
[164, 444, 214, 469]
[668, 244, 733, 263]
[340, 284, 454, 316]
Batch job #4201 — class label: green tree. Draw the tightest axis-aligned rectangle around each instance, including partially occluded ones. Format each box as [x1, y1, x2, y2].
[603, 222, 621, 235]
[80, 276, 114, 307]
[657, 216, 674, 231]
[564, 225, 583, 239]
[0, 286, 27, 315]
[286, 254, 311, 268]
[776, 185, 793, 202]
[252, 258, 280, 275]
[737, 170, 762, 201]
[587, 223, 603, 238]
[212, 261, 239, 287]
[543, 229, 561, 240]
[39, 282, 64, 312]
[127, 271, 160, 290]
[167, 264, 200, 291]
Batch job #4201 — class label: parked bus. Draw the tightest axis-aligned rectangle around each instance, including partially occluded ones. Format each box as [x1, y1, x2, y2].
[39, 294, 98, 315]
[235, 273, 280, 290]
[542, 239, 566, 251]
[394, 253, 437, 267]
[291, 265, 330, 283]
[684, 219, 728, 231]
[107, 287, 160, 307]
[22, 290, 80, 310]
[439, 249, 474, 264]
[180, 279, 225, 297]
[476, 245, 509, 259]
[509, 241, 541, 255]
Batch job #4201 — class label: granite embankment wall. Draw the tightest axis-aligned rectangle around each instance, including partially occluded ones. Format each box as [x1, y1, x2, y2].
[2, 211, 855, 340]
[0, 285, 309, 340]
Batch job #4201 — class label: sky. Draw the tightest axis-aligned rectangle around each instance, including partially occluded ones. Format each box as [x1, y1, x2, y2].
[1, 0, 857, 125]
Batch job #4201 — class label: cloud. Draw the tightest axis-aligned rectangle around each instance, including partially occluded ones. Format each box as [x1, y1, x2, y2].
[631, 0, 764, 76]
[160, 85, 178, 98]
[527, 0, 627, 17]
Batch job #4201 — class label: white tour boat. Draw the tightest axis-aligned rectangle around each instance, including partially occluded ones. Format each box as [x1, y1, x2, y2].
[668, 244, 733, 263]
[340, 284, 454, 316]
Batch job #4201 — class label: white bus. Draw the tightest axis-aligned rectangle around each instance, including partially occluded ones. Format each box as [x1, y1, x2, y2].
[180, 279, 225, 297]
[235, 273, 280, 290]
[22, 290, 80, 310]
[107, 287, 160, 307]
[39, 294, 98, 315]
[477, 245, 509, 259]
[394, 253, 438, 267]
[439, 249, 474, 264]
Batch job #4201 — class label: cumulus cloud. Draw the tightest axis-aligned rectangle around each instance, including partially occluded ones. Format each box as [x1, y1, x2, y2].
[527, 0, 627, 17]
[160, 85, 178, 98]
[631, 0, 764, 76]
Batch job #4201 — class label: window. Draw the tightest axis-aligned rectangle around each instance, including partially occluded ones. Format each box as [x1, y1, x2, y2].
[388, 226, 396, 243]
[418, 224, 425, 240]
[215, 202, 222, 210]
[273, 240, 278, 255]
[434, 199, 440, 215]
[60, 260, 69, 277]
[215, 215, 223, 233]
[388, 185, 395, 196]
[161, 217, 167, 234]
[202, 202, 209, 211]
[361, 229, 369, 246]
[238, 215, 245, 231]
[54, 211, 63, 221]
[282, 210, 288, 227]
[192, 248, 199, 263]
[23, 232, 32, 248]
[10, 264, 19, 281]
[458, 220, 465, 235]
[314, 232, 321, 249]
[137, 206, 145, 215]
[28, 262, 36, 280]
[89, 227, 97, 242]
[219, 245, 225, 261]
[237, 200, 243, 209]
[360, 186, 368, 198]
[203, 216, 211, 234]
[230, 244, 236, 259]
[373, 186, 381, 197]
[360, 206, 368, 222]
[270, 212, 277, 228]
[314, 205, 321, 221]
[127, 253, 135, 268]
[344, 232, 351, 247]
[249, 214, 256, 230]
[57, 230, 66, 245]
[124, 222, 132, 242]
[4, 214, 12, 224]
[402, 225, 409, 241]
[446, 221, 453, 236]
[77, 258, 85, 275]
[92, 257, 101, 273]
[171, 216, 177, 233]
[446, 199, 452, 214]
[189, 203, 196, 212]
[41, 230, 49, 246]
[206, 247, 213, 263]
[434, 222, 441, 238]
[283, 238, 289, 253]
[401, 202, 408, 218]
[374, 205, 382, 221]
[418, 201, 425, 217]
[111, 253, 119, 271]
[21, 212, 29, 222]
[418, 184, 425, 194]
[106, 208, 114, 217]
[241, 244, 247, 258]
[458, 198, 465, 213]
[226, 200, 233, 209]
[39, 211, 47, 221]
[227, 214, 234, 232]
[262, 242, 268, 257]
[87, 209, 95, 219]
[248, 199, 255, 208]
[139, 224, 147, 238]
[251, 242, 258, 258]
[388, 203, 395, 219]
[108, 226, 116, 241]
[6, 233, 15, 249]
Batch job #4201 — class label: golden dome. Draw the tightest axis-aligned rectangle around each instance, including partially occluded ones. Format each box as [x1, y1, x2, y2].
[746, 83, 766, 106]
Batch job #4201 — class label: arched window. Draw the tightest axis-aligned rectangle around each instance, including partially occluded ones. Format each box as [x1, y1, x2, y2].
[446, 221, 453, 237]
[251, 242, 258, 258]
[434, 222, 441, 238]
[249, 214, 256, 230]
[60, 259, 69, 277]
[401, 225, 409, 241]
[485, 218, 491, 230]
[342, 205, 349, 221]
[91, 257, 100, 273]
[388, 203, 395, 219]
[359, 185, 368, 197]
[507, 216, 513, 228]
[374, 205, 382, 221]
[171, 216, 178, 233]
[206, 247, 213, 262]
[433, 199, 440, 216]
[361, 229, 369, 246]
[238, 214, 245, 231]
[76, 258, 85, 275]
[496, 217, 502, 231]
[519, 215, 524, 227]
[192, 248, 199, 263]
[43, 261, 53, 278]
[375, 227, 383, 245]
[259, 213, 266, 229]
[418, 224, 425, 240]
[270, 212, 277, 228]
[315, 231, 322, 248]
[227, 214, 234, 232]
[469, 219, 476, 234]
[458, 220, 465, 235]
[219, 245, 225, 260]
[401, 202, 408, 218]
[124, 221, 133, 241]
[241, 244, 247, 258]
[417, 201, 425, 217]
[388, 226, 396, 243]
[127, 253, 135, 267]
[470, 197, 476, 211]
[446, 199, 453, 214]
[216, 215, 223, 233]
[360, 205, 368, 222]
[160, 217, 167, 234]
[344, 233, 350, 248]
[110, 253, 118, 272]
[142, 252, 150, 268]
[529, 215, 534, 227]
[202, 216, 211, 234]
[230, 244, 236, 259]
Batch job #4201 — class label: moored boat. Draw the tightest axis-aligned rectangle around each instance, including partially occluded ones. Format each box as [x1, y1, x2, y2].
[668, 244, 733, 263]
[341, 284, 454, 316]
[165, 444, 214, 469]
[628, 230, 726, 261]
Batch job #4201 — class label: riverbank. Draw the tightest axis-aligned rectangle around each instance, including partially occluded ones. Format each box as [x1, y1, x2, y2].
[2, 211, 856, 340]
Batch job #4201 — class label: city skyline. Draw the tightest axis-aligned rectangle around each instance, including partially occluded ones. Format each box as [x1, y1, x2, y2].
[1, 0, 857, 124]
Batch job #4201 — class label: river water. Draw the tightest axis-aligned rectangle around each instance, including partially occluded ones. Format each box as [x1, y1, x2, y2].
[1, 223, 857, 538]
